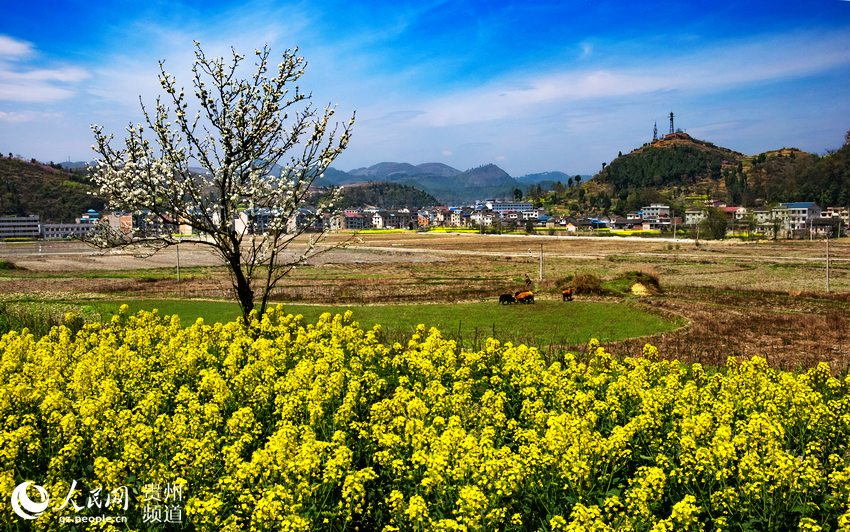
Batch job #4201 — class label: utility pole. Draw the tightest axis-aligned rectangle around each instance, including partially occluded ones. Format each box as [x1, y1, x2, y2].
[826, 233, 830, 293]
[538, 243, 544, 282]
[672, 209, 677, 241]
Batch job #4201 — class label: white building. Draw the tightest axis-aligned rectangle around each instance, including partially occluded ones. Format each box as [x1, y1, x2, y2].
[372, 212, 386, 229]
[822, 206, 850, 225]
[753, 209, 773, 225]
[41, 221, 94, 239]
[640, 204, 671, 220]
[0, 215, 41, 238]
[734, 207, 749, 220]
[470, 211, 496, 226]
[684, 209, 706, 226]
[772, 202, 822, 236]
[106, 213, 134, 235]
[485, 200, 535, 213]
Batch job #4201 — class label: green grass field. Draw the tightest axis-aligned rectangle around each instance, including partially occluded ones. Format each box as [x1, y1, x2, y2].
[77, 298, 680, 349]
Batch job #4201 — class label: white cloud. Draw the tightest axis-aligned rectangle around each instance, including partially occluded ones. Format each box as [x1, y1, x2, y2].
[411, 29, 850, 127]
[0, 35, 90, 102]
[0, 35, 33, 59]
[0, 110, 62, 122]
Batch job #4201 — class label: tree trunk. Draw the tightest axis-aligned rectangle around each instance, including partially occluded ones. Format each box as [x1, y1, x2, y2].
[229, 258, 254, 324]
[235, 281, 254, 325]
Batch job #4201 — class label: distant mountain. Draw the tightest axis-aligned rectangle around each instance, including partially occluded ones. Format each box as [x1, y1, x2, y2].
[412, 163, 462, 177]
[386, 163, 518, 203]
[338, 182, 438, 209]
[349, 162, 419, 179]
[59, 161, 93, 171]
[515, 172, 594, 193]
[1, 157, 104, 223]
[188, 158, 579, 204]
[317, 161, 519, 202]
[516, 171, 572, 184]
[320, 167, 356, 186]
[347, 161, 463, 179]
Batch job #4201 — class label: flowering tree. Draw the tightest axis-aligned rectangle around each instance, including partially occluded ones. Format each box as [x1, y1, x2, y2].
[89, 42, 354, 323]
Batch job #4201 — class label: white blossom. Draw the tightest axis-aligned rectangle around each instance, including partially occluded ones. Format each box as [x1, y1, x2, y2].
[89, 42, 355, 323]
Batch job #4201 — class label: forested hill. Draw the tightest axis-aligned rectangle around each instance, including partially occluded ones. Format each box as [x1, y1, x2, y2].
[725, 143, 850, 207]
[530, 131, 849, 215]
[593, 131, 850, 209]
[598, 132, 744, 193]
[0, 156, 104, 223]
[337, 182, 438, 209]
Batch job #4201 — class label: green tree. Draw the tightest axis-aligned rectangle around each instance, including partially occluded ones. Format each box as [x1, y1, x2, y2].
[699, 208, 728, 239]
[513, 188, 523, 201]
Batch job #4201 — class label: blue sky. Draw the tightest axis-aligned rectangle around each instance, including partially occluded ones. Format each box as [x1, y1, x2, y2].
[1, 0, 849, 175]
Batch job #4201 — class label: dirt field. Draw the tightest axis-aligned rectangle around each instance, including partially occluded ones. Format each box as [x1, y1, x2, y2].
[2, 232, 849, 370]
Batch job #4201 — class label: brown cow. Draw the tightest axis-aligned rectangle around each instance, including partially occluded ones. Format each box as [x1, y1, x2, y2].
[561, 287, 574, 301]
[515, 291, 534, 304]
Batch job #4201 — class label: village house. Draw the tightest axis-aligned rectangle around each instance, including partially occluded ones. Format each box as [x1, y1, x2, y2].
[822, 206, 850, 225]
[371, 211, 387, 229]
[640, 204, 671, 220]
[470, 210, 496, 227]
[684, 209, 705, 226]
[106, 212, 134, 236]
[810, 217, 840, 238]
[384, 210, 416, 229]
[484, 200, 535, 214]
[448, 210, 465, 227]
[609, 216, 630, 230]
[772, 202, 822, 237]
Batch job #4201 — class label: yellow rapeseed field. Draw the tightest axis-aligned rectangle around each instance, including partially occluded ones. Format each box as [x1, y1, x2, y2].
[1, 305, 849, 530]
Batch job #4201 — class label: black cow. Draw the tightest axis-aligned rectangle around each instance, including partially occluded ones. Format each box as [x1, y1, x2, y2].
[499, 293, 516, 304]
